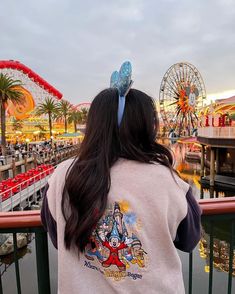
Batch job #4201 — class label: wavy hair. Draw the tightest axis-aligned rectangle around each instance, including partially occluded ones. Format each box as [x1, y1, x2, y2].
[62, 88, 173, 252]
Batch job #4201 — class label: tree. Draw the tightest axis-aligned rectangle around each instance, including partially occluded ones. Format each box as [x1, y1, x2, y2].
[80, 107, 89, 124]
[0, 73, 24, 155]
[35, 97, 58, 138]
[68, 110, 82, 133]
[230, 113, 235, 121]
[56, 100, 72, 133]
[12, 118, 24, 132]
[35, 124, 47, 139]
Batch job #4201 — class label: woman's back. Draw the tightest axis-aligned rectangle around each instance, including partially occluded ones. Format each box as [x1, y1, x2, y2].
[42, 77, 201, 293]
[42, 157, 199, 294]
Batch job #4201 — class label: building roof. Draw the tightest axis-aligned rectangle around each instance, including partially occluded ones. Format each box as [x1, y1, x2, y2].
[215, 96, 235, 104]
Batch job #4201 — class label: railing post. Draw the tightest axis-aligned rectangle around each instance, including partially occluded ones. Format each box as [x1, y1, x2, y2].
[12, 158, 16, 178]
[55, 151, 58, 165]
[0, 193, 2, 212]
[208, 221, 214, 294]
[200, 145, 205, 178]
[0, 267, 3, 294]
[24, 156, 27, 173]
[33, 153, 37, 168]
[227, 221, 234, 294]
[10, 189, 13, 211]
[188, 252, 193, 294]
[13, 233, 22, 294]
[35, 230, 51, 294]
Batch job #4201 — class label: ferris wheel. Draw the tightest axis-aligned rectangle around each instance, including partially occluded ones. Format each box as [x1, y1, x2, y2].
[159, 62, 206, 136]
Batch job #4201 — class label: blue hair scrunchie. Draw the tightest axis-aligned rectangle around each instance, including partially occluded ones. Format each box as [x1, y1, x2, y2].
[110, 61, 133, 126]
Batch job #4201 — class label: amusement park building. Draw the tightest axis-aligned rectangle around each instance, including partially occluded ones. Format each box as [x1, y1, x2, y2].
[0, 60, 83, 143]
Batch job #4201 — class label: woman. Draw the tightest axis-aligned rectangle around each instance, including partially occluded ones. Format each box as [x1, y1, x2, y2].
[41, 87, 201, 294]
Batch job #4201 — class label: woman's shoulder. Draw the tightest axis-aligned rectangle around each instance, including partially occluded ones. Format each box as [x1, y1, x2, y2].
[151, 163, 189, 194]
[55, 158, 75, 172]
[48, 158, 75, 186]
[113, 159, 189, 194]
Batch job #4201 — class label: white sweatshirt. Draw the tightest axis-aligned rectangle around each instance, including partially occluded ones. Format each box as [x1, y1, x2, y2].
[41, 158, 201, 294]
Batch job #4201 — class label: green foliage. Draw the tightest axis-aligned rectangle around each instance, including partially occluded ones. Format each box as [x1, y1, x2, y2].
[35, 97, 59, 116]
[230, 113, 235, 120]
[35, 97, 59, 137]
[56, 100, 72, 133]
[68, 110, 83, 132]
[12, 118, 24, 131]
[0, 73, 24, 154]
[0, 73, 24, 104]
[68, 110, 82, 125]
[80, 107, 89, 124]
[56, 100, 72, 119]
[35, 124, 46, 132]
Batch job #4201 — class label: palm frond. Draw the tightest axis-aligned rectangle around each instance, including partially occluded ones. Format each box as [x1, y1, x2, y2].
[35, 97, 59, 116]
[0, 73, 24, 104]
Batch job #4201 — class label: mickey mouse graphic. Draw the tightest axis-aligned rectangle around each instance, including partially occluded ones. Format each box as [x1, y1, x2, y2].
[101, 221, 128, 271]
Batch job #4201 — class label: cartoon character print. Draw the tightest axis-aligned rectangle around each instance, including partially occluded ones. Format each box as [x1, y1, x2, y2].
[84, 201, 147, 279]
[101, 221, 127, 271]
[85, 231, 104, 262]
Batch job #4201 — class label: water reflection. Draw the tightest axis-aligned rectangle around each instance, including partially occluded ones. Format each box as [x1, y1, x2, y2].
[0, 246, 32, 277]
[168, 139, 235, 199]
[200, 221, 235, 276]
[168, 139, 235, 281]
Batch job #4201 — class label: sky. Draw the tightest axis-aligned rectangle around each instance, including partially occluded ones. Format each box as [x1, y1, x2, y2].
[1, 0, 235, 105]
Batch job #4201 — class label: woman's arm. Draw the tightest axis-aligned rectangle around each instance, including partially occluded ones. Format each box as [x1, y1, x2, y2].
[41, 184, 58, 249]
[174, 187, 202, 252]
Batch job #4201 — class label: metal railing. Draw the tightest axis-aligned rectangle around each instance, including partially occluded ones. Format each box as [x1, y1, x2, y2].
[0, 167, 54, 212]
[0, 211, 50, 294]
[187, 198, 235, 294]
[0, 198, 234, 293]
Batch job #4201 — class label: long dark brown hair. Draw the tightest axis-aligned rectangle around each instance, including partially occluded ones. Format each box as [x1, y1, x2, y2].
[62, 88, 174, 252]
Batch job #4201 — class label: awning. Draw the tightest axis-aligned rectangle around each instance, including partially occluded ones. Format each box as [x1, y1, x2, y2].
[215, 96, 235, 104]
[177, 137, 201, 146]
[57, 132, 84, 138]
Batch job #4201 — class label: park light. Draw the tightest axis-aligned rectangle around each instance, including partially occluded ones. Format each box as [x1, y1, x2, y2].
[33, 130, 40, 135]
[25, 138, 30, 143]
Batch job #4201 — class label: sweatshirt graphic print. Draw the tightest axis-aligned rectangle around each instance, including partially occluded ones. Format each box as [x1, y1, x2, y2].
[84, 201, 148, 281]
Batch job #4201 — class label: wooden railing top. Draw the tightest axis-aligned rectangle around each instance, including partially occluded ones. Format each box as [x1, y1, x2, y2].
[0, 197, 235, 228]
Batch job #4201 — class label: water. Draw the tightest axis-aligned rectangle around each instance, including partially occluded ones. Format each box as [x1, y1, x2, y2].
[0, 141, 234, 293]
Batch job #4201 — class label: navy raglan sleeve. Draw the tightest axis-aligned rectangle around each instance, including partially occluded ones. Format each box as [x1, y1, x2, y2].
[174, 187, 202, 252]
[41, 184, 58, 249]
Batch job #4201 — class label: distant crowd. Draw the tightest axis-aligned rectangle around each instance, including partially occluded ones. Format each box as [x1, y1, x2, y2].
[0, 140, 75, 165]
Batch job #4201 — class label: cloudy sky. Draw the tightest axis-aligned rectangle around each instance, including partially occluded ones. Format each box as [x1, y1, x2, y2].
[1, 0, 235, 105]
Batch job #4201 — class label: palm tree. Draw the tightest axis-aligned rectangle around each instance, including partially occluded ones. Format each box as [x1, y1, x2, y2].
[35, 97, 58, 138]
[12, 118, 24, 132]
[80, 107, 89, 124]
[68, 110, 82, 133]
[0, 73, 24, 155]
[56, 100, 72, 133]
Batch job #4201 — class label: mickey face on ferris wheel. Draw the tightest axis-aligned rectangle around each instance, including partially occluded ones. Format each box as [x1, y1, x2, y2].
[177, 82, 199, 110]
